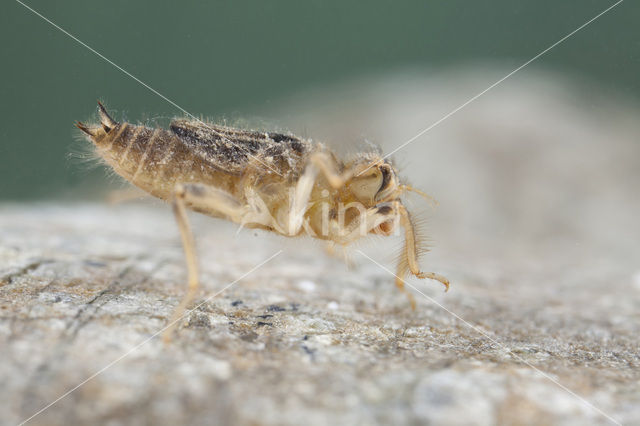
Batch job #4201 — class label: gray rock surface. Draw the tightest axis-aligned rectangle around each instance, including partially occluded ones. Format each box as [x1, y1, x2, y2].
[1, 71, 639, 425]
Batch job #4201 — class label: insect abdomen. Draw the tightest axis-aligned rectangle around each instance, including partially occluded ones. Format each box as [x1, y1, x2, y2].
[77, 102, 261, 201]
[100, 123, 190, 198]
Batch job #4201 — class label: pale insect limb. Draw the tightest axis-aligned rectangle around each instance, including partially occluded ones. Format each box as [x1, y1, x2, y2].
[332, 203, 395, 244]
[179, 182, 279, 231]
[178, 183, 245, 222]
[395, 202, 449, 310]
[415, 271, 450, 285]
[163, 182, 254, 342]
[288, 165, 317, 235]
[325, 241, 337, 256]
[399, 184, 439, 208]
[286, 151, 345, 235]
[336, 202, 368, 239]
[287, 151, 359, 236]
[323, 242, 354, 268]
[309, 151, 356, 189]
[243, 187, 282, 233]
[164, 184, 200, 343]
[107, 187, 149, 205]
[321, 206, 395, 269]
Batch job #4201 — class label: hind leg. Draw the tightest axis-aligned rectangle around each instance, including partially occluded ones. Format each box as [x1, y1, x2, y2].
[107, 187, 149, 204]
[163, 183, 247, 342]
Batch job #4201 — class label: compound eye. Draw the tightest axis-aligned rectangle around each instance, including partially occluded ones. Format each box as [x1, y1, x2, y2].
[378, 165, 391, 193]
[375, 164, 395, 201]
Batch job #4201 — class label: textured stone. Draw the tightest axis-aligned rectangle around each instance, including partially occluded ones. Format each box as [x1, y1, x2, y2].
[1, 71, 639, 425]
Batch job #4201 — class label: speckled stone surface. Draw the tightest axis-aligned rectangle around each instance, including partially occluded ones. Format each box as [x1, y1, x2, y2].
[1, 72, 639, 425]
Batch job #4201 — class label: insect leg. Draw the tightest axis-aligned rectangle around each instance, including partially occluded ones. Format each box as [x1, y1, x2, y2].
[287, 160, 318, 235]
[336, 204, 393, 242]
[395, 202, 449, 309]
[178, 183, 245, 221]
[399, 184, 439, 208]
[308, 151, 355, 189]
[323, 242, 354, 267]
[287, 151, 358, 235]
[163, 183, 247, 342]
[164, 184, 200, 342]
[180, 182, 279, 230]
[107, 187, 149, 205]
[330, 202, 419, 309]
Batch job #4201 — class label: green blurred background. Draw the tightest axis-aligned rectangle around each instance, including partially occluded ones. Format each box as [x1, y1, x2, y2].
[0, 0, 636, 200]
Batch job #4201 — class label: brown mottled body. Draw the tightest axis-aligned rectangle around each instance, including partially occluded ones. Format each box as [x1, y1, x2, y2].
[77, 102, 449, 340]
[89, 118, 311, 224]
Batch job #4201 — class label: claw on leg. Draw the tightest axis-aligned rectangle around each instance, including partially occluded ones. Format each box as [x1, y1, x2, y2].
[416, 271, 450, 292]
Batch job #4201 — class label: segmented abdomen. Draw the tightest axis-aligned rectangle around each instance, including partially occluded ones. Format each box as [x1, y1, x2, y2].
[97, 123, 225, 200]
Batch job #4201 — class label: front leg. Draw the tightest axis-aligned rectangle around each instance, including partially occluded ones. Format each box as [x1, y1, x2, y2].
[309, 151, 355, 189]
[327, 203, 428, 308]
[395, 202, 449, 310]
[287, 151, 357, 235]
